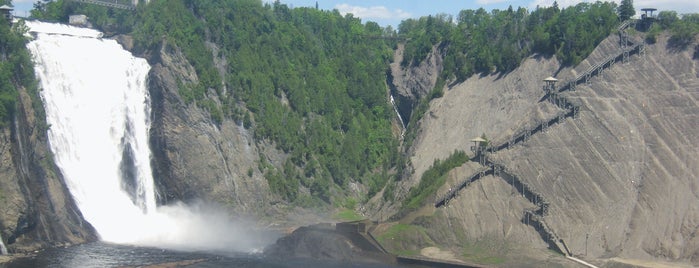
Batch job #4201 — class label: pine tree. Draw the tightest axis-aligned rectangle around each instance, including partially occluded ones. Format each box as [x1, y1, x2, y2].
[619, 0, 635, 21]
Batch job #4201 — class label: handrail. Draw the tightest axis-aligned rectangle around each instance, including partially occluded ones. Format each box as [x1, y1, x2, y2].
[70, 0, 136, 10]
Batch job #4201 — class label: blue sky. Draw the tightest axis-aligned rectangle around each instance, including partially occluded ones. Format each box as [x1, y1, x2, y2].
[275, 0, 699, 28]
[9, 0, 699, 28]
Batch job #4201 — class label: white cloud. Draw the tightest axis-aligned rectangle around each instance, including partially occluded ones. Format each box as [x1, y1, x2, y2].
[335, 3, 411, 20]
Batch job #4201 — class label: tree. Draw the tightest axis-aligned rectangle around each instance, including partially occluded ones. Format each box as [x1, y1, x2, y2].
[658, 11, 679, 29]
[669, 19, 699, 49]
[618, 0, 635, 21]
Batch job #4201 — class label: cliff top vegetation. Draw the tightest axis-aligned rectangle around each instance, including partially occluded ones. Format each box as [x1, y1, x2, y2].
[27, 0, 699, 208]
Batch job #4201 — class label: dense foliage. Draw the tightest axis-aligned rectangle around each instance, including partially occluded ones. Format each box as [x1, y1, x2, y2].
[399, 2, 619, 83]
[33, 0, 399, 205]
[28, 0, 699, 208]
[618, 0, 635, 21]
[0, 12, 38, 126]
[646, 11, 699, 48]
[184, 1, 400, 205]
[403, 150, 468, 210]
[31, 0, 135, 33]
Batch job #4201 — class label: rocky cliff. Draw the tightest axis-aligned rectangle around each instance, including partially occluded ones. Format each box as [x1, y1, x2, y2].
[493, 34, 699, 264]
[0, 86, 96, 253]
[388, 43, 443, 125]
[384, 30, 699, 267]
[147, 41, 281, 217]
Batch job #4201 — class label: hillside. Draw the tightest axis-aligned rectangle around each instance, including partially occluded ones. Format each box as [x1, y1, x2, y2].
[495, 33, 699, 263]
[385, 28, 699, 266]
[2, 0, 697, 266]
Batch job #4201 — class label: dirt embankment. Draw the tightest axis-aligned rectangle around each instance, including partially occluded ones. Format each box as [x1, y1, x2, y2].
[494, 33, 699, 264]
[381, 31, 699, 267]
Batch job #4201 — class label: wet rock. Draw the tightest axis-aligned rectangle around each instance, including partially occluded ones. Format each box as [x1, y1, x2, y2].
[0, 86, 96, 253]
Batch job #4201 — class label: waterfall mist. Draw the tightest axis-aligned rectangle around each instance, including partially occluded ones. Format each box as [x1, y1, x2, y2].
[26, 21, 276, 253]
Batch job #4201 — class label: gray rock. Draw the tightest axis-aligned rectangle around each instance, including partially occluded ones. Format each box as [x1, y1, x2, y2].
[147, 41, 277, 216]
[398, 32, 699, 266]
[0, 86, 96, 253]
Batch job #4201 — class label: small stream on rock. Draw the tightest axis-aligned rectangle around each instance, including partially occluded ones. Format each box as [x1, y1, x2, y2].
[390, 94, 406, 136]
[0, 233, 7, 255]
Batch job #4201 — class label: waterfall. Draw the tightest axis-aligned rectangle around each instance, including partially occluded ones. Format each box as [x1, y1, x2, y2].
[27, 20, 155, 243]
[0, 233, 7, 254]
[25, 21, 274, 252]
[390, 94, 406, 135]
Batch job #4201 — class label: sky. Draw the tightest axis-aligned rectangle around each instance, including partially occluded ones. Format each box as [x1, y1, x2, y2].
[8, 0, 699, 28]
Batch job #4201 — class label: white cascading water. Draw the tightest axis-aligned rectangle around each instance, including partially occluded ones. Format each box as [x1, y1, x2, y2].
[390, 94, 406, 135]
[25, 21, 272, 252]
[0, 233, 7, 254]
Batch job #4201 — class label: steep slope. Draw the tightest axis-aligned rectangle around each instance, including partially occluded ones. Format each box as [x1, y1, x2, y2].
[0, 86, 96, 253]
[388, 31, 699, 266]
[148, 41, 277, 215]
[382, 52, 570, 266]
[388, 43, 443, 124]
[493, 34, 699, 263]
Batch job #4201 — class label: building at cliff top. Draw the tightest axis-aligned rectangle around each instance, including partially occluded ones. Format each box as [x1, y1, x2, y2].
[0, 5, 13, 23]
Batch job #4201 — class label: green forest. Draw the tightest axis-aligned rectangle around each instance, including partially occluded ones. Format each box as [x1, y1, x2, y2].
[31, 0, 400, 206]
[24, 0, 699, 208]
[399, 2, 620, 83]
[0, 8, 39, 127]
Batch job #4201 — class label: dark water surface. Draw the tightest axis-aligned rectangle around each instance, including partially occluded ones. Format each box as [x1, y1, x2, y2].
[1, 242, 400, 268]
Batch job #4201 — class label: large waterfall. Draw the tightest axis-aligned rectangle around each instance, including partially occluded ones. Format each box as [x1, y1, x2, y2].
[0, 232, 7, 254]
[26, 21, 272, 252]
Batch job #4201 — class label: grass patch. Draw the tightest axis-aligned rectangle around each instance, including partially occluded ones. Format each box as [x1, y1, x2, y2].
[377, 224, 414, 242]
[333, 209, 365, 221]
[461, 242, 507, 265]
[376, 224, 435, 255]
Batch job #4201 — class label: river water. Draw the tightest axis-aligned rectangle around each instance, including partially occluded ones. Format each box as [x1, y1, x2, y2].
[1, 242, 397, 268]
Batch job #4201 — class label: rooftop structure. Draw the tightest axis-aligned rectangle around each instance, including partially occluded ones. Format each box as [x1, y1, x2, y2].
[0, 5, 13, 23]
[543, 76, 558, 94]
[641, 8, 657, 20]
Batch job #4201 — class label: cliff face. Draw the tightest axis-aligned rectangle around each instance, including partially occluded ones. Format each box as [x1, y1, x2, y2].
[493, 34, 699, 263]
[392, 31, 699, 266]
[147, 41, 277, 216]
[388, 44, 443, 125]
[0, 87, 96, 253]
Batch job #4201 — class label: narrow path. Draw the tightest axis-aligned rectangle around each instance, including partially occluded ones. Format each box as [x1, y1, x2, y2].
[567, 255, 600, 268]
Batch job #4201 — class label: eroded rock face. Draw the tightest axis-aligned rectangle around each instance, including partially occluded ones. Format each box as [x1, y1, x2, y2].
[493, 35, 699, 263]
[398, 32, 699, 266]
[0, 87, 96, 253]
[147, 41, 274, 215]
[388, 44, 443, 125]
